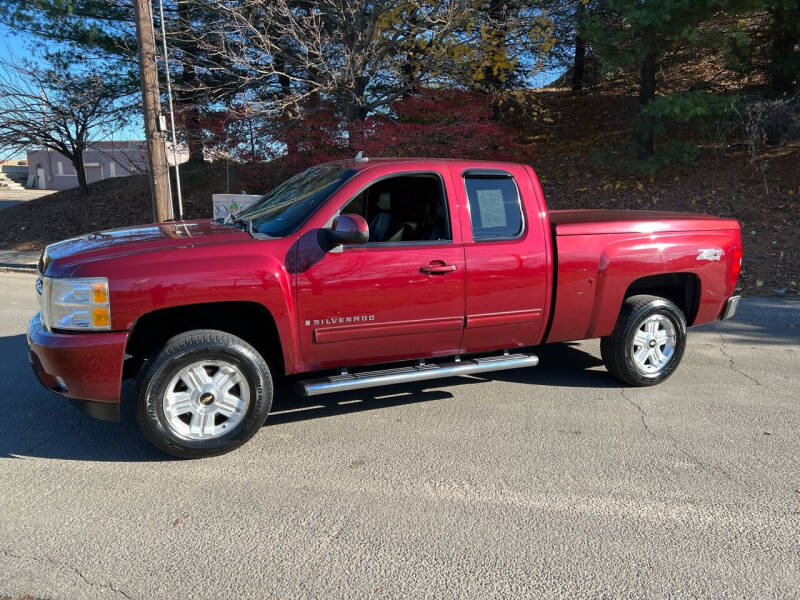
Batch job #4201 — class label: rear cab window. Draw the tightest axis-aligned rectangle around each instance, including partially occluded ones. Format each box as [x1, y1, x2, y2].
[464, 172, 523, 241]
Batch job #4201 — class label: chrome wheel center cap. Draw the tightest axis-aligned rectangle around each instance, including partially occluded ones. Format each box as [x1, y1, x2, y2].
[648, 339, 656, 348]
[199, 392, 215, 406]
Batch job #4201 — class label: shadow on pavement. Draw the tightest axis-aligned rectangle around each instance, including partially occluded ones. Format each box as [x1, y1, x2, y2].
[0, 334, 166, 462]
[696, 297, 800, 345]
[2, 332, 610, 460]
[267, 342, 613, 426]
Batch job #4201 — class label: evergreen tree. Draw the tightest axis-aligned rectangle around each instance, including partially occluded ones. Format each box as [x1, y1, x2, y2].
[584, 0, 727, 159]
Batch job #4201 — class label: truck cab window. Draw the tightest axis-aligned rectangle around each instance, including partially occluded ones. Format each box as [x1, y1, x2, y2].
[341, 174, 450, 243]
[465, 176, 523, 241]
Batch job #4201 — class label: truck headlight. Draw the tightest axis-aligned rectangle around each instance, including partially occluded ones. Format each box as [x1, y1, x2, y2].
[37, 276, 111, 331]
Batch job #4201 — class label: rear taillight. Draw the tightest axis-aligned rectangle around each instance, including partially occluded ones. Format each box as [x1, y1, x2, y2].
[728, 246, 743, 288]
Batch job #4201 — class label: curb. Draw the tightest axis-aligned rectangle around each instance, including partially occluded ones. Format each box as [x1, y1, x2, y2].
[0, 264, 37, 273]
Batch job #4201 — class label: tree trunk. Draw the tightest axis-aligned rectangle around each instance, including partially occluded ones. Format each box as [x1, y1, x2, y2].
[481, 0, 508, 93]
[769, 6, 800, 95]
[177, 1, 205, 164]
[401, 45, 421, 98]
[277, 71, 291, 99]
[182, 101, 204, 163]
[275, 54, 298, 155]
[248, 118, 257, 159]
[345, 103, 367, 151]
[637, 44, 657, 160]
[345, 77, 368, 151]
[71, 151, 89, 197]
[307, 64, 321, 109]
[571, 2, 586, 94]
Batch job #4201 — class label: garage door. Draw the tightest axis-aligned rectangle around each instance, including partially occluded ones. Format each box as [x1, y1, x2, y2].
[85, 164, 102, 184]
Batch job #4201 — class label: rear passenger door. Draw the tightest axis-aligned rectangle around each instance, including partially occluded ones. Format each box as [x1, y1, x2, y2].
[453, 166, 550, 353]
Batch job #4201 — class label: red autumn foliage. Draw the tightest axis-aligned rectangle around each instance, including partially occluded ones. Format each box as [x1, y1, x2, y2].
[193, 88, 536, 194]
[361, 88, 535, 162]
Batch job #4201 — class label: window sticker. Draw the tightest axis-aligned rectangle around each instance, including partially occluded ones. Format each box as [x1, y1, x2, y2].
[476, 188, 507, 228]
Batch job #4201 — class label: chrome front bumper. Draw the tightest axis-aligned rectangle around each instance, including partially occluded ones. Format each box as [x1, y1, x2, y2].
[720, 295, 741, 321]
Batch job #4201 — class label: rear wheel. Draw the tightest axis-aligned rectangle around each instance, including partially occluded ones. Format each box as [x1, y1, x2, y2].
[136, 329, 273, 459]
[600, 295, 686, 386]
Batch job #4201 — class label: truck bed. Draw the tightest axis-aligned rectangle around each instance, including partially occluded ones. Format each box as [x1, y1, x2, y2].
[549, 209, 740, 236]
[545, 209, 742, 344]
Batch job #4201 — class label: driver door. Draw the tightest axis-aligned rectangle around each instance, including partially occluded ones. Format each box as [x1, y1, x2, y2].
[294, 169, 466, 371]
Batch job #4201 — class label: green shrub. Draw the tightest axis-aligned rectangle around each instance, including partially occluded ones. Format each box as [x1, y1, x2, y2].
[590, 141, 700, 175]
[637, 91, 736, 135]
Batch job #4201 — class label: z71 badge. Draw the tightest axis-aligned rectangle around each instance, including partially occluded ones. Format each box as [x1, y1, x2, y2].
[697, 248, 724, 262]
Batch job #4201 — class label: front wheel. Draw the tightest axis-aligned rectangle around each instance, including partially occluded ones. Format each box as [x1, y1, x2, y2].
[600, 295, 687, 386]
[136, 329, 273, 459]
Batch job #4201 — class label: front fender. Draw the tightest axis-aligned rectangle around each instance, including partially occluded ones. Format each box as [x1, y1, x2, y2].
[66, 240, 303, 375]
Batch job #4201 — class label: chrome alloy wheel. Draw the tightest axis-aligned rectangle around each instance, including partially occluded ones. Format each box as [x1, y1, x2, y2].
[631, 315, 676, 374]
[162, 360, 250, 441]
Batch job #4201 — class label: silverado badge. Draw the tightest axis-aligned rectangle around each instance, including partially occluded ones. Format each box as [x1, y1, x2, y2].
[305, 315, 375, 326]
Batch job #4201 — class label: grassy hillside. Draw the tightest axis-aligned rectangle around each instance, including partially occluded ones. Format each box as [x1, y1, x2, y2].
[0, 161, 253, 252]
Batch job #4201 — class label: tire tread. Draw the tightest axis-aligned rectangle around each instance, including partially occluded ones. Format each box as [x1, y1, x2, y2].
[601, 294, 686, 387]
[136, 329, 272, 459]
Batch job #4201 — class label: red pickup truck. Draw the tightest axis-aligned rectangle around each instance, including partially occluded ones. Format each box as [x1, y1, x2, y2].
[28, 158, 742, 458]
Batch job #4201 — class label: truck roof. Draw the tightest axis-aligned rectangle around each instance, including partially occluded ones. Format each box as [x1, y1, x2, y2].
[331, 157, 527, 171]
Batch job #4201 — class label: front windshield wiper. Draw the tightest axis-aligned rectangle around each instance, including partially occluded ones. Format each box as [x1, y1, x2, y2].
[223, 213, 257, 237]
[222, 213, 248, 229]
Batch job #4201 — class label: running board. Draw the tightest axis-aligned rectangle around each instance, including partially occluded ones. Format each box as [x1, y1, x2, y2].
[297, 353, 539, 397]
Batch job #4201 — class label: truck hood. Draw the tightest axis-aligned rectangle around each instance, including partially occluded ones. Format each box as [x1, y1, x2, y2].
[40, 220, 251, 276]
[549, 210, 740, 236]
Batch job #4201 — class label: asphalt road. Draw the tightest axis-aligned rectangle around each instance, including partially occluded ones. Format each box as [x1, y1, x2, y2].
[1, 271, 798, 599]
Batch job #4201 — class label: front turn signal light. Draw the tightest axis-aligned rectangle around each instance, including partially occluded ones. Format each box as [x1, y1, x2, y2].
[92, 308, 110, 328]
[92, 283, 108, 304]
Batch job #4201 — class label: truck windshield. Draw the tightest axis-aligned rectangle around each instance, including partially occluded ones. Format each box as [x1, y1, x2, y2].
[234, 165, 357, 237]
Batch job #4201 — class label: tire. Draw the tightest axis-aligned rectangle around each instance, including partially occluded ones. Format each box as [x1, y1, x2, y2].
[600, 295, 687, 387]
[136, 329, 273, 459]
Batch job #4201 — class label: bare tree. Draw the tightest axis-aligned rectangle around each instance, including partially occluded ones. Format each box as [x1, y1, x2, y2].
[173, 0, 470, 136]
[0, 58, 131, 195]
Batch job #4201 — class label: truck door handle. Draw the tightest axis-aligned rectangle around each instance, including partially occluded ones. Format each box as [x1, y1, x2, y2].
[420, 261, 457, 275]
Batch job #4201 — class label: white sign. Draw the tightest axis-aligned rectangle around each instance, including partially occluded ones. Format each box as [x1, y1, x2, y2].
[212, 193, 261, 220]
[476, 189, 507, 228]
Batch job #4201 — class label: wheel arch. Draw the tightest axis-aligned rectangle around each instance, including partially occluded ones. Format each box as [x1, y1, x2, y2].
[623, 273, 701, 325]
[589, 271, 701, 339]
[123, 301, 287, 383]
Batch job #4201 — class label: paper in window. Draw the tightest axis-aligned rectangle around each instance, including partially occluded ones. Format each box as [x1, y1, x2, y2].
[476, 189, 507, 228]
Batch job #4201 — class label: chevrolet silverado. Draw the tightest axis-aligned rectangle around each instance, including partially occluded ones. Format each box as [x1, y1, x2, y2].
[28, 158, 742, 458]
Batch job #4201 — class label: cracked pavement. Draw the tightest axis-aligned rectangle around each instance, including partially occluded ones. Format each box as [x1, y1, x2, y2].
[1, 271, 798, 599]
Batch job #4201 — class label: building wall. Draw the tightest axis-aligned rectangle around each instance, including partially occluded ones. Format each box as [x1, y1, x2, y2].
[26, 142, 188, 191]
[0, 163, 28, 184]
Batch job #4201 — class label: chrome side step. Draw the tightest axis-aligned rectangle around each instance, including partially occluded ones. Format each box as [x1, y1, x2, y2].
[296, 352, 539, 397]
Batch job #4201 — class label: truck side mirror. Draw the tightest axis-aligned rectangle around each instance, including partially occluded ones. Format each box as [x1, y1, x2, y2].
[324, 214, 369, 246]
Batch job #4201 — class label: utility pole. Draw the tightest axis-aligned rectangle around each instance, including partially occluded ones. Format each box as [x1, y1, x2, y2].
[133, 0, 173, 222]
